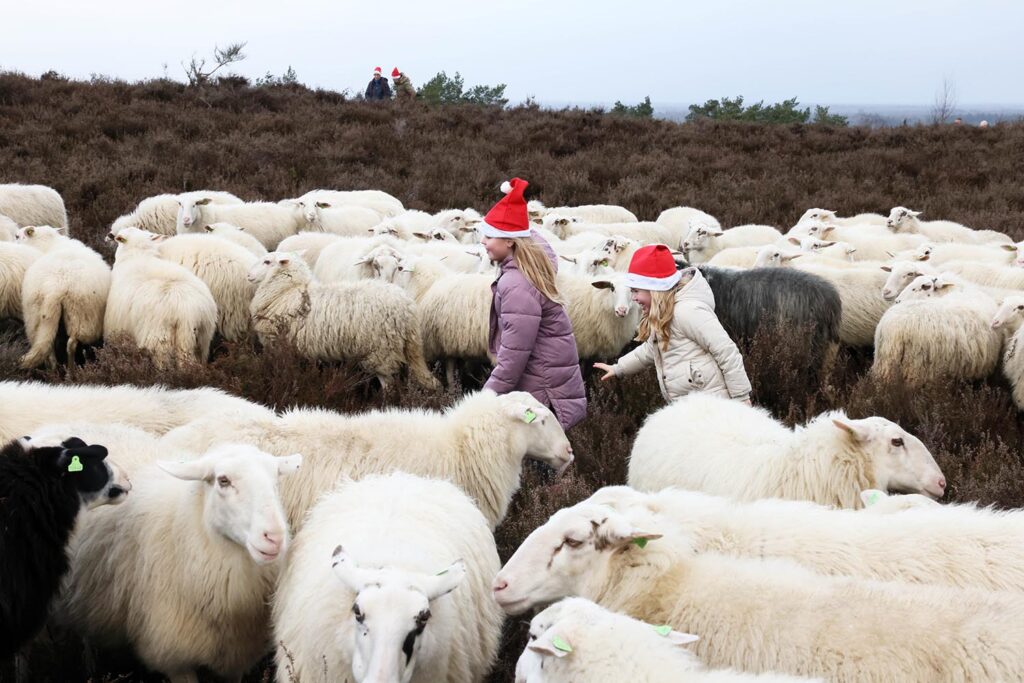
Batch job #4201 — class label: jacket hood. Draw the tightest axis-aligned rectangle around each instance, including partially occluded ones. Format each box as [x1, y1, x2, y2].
[675, 267, 715, 310]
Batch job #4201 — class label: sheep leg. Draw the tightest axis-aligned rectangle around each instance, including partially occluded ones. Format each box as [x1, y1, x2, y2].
[445, 359, 457, 387]
[66, 336, 79, 371]
[167, 672, 200, 683]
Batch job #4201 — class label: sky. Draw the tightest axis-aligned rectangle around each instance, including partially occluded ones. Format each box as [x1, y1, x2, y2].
[4, 0, 1023, 107]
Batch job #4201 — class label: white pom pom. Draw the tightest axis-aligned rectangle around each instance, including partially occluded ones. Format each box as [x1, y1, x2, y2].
[500, 180, 512, 194]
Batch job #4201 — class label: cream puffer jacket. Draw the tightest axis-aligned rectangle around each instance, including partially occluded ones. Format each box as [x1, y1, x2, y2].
[611, 268, 751, 402]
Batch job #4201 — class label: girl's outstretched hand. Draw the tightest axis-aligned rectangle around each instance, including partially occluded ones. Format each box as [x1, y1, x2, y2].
[593, 362, 615, 381]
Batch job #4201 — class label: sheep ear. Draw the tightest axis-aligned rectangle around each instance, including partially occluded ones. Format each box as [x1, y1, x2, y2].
[195, 198, 212, 206]
[706, 227, 724, 237]
[1001, 244, 1018, 252]
[157, 458, 214, 482]
[819, 226, 836, 236]
[315, 201, 330, 209]
[331, 545, 373, 593]
[787, 237, 802, 246]
[203, 225, 215, 232]
[558, 254, 577, 264]
[652, 625, 701, 647]
[880, 265, 893, 272]
[353, 256, 372, 265]
[423, 560, 466, 600]
[529, 631, 573, 659]
[591, 280, 614, 290]
[149, 233, 168, 242]
[831, 418, 866, 442]
[277, 454, 303, 476]
[412, 232, 430, 240]
[860, 489, 886, 507]
[820, 240, 836, 248]
[908, 210, 922, 217]
[885, 251, 896, 258]
[783, 253, 802, 261]
[917, 253, 930, 262]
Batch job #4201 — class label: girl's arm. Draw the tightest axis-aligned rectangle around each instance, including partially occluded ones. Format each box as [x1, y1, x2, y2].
[682, 306, 752, 400]
[609, 339, 655, 377]
[484, 286, 543, 394]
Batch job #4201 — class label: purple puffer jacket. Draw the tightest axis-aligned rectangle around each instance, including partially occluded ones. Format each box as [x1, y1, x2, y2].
[484, 236, 587, 430]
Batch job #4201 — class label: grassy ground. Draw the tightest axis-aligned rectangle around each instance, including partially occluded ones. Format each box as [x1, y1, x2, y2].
[2, 73, 1023, 682]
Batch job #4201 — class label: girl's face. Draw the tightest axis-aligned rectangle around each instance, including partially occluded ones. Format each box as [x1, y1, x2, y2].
[631, 288, 653, 314]
[483, 236, 515, 262]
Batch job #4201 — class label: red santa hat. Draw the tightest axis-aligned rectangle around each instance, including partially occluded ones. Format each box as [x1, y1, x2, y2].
[373, 66, 382, 76]
[391, 67, 402, 78]
[626, 244, 682, 291]
[479, 178, 532, 238]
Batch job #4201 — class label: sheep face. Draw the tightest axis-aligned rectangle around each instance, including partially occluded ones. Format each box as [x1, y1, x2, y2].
[492, 502, 661, 615]
[886, 206, 921, 232]
[369, 223, 402, 239]
[797, 208, 838, 225]
[356, 245, 402, 283]
[893, 274, 958, 303]
[157, 445, 301, 564]
[501, 393, 574, 475]
[541, 214, 576, 240]
[330, 547, 465, 683]
[248, 251, 308, 284]
[831, 416, 946, 500]
[591, 275, 634, 318]
[176, 196, 212, 230]
[754, 244, 801, 268]
[19, 436, 132, 509]
[527, 200, 547, 224]
[991, 296, 1024, 329]
[681, 221, 723, 255]
[434, 209, 481, 238]
[15, 224, 65, 251]
[880, 262, 933, 301]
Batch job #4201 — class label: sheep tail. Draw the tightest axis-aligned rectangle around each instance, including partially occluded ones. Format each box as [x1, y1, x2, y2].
[20, 291, 62, 369]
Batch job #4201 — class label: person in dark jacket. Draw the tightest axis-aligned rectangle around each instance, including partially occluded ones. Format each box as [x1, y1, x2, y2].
[391, 67, 416, 100]
[481, 177, 587, 430]
[365, 66, 392, 100]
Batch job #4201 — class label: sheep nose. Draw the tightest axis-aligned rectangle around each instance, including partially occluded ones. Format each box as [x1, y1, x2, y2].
[615, 306, 627, 317]
[263, 530, 284, 549]
[492, 578, 508, 593]
[937, 478, 946, 491]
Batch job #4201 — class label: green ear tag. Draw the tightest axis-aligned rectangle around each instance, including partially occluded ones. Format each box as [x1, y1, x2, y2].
[599, 259, 609, 267]
[523, 409, 537, 424]
[633, 538, 648, 549]
[866, 491, 881, 507]
[436, 568, 448, 576]
[68, 455, 83, 473]
[654, 625, 672, 637]
[551, 636, 573, 653]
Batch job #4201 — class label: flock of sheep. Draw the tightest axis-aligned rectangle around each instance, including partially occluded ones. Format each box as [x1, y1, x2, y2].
[2, 181, 1024, 682]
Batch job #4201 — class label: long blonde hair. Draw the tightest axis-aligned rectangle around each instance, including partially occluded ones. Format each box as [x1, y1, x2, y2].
[512, 238, 562, 304]
[636, 287, 678, 351]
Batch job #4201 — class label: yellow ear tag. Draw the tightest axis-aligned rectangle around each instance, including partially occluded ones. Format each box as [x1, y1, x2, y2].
[68, 455, 83, 473]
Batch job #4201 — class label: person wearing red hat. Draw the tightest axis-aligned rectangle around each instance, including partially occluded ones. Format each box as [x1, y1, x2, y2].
[365, 66, 392, 101]
[593, 244, 751, 404]
[391, 67, 416, 101]
[481, 178, 587, 430]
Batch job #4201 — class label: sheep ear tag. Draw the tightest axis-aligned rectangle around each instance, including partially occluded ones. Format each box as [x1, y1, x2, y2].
[552, 636, 572, 653]
[523, 409, 537, 424]
[68, 455, 83, 473]
[633, 538, 648, 549]
[654, 625, 672, 637]
[865, 491, 881, 507]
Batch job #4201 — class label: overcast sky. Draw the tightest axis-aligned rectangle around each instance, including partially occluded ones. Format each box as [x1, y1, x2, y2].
[4, 0, 1022, 107]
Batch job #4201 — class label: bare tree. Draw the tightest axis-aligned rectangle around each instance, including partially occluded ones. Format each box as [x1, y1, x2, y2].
[182, 42, 247, 87]
[931, 77, 957, 124]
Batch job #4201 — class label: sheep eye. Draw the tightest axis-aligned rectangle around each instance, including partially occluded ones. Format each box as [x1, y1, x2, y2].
[563, 537, 583, 549]
[352, 603, 365, 623]
[217, 475, 231, 488]
[263, 259, 271, 265]
[891, 437, 904, 448]
[1017, 306, 1023, 311]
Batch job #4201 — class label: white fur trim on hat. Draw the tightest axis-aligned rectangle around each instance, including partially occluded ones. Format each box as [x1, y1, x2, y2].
[626, 270, 682, 291]
[500, 181, 513, 194]
[478, 221, 532, 238]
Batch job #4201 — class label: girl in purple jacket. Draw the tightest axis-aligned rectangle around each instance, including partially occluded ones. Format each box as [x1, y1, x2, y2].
[480, 178, 587, 430]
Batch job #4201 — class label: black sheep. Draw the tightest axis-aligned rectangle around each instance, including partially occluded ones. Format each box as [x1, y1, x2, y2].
[0, 436, 130, 661]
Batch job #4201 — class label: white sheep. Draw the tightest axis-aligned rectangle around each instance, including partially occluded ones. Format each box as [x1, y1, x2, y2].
[879, 259, 936, 300]
[297, 188, 403, 218]
[682, 223, 782, 264]
[106, 228, 217, 367]
[313, 235, 404, 283]
[590, 485, 1024, 592]
[177, 198, 301, 248]
[0, 241, 41, 320]
[58, 444, 302, 683]
[704, 246, 761, 268]
[874, 273, 1001, 385]
[408, 241, 496, 274]
[0, 213, 17, 241]
[161, 390, 574, 530]
[992, 294, 1024, 333]
[532, 202, 638, 225]
[562, 235, 641, 273]
[493, 500, 1024, 683]
[410, 227, 459, 244]
[892, 240, 1019, 267]
[248, 251, 436, 389]
[996, 300, 1024, 411]
[275, 231, 342, 268]
[562, 221, 673, 247]
[273, 472, 502, 683]
[284, 199, 382, 237]
[202, 222, 268, 257]
[857, 488, 942, 513]
[16, 226, 110, 369]
[655, 206, 722, 249]
[805, 222, 928, 261]
[430, 208, 482, 244]
[518, 598, 815, 683]
[0, 183, 68, 229]
[752, 244, 803, 268]
[319, 242, 404, 283]
[559, 269, 640, 359]
[628, 393, 946, 507]
[795, 208, 887, 229]
[795, 263, 892, 347]
[0, 380, 271, 445]
[111, 191, 242, 236]
[887, 206, 1012, 244]
[785, 236, 858, 262]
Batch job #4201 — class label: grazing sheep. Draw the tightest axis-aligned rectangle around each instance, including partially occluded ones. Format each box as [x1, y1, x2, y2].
[106, 228, 217, 368]
[177, 198, 301, 248]
[275, 231, 342, 267]
[558, 269, 640, 359]
[58, 444, 301, 683]
[682, 223, 782, 264]
[161, 390, 574, 530]
[874, 274, 1001, 385]
[0, 183, 68, 230]
[887, 206, 1012, 244]
[518, 598, 815, 683]
[111, 191, 242, 236]
[297, 188, 403, 218]
[0, 241, 41, 320]
[202, 222, 268, 257]
[0, 381, 271, 445]
[628, 393, 946, 507]
[590, 485, 1024, 592]
[655, 206, 722, 249]
[273, 473, 502, 683]
[1, 436, 129, 660]
[0, 214, 17, 241]
[16, 226, 110, 369]
[493, 500, 1024, 683]
[284, 199, 382, 237]
[248, 251, 436, 389]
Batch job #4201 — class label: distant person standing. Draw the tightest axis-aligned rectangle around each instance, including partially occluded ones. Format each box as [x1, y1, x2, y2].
[365, 66, 392, 101]
[392, 67, 416, 100]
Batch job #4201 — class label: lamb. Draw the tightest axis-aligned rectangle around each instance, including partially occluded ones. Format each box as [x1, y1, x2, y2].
[493, 500, 1024, 683]
[517, 598, 815, 683]
[177, 198, 301, 248]
[275, 231, 342, 267]
[558, 269, 640, 359]
[627, 393, 945, 507]
[873, 273, 1001, 385]
[1, 436, 129, 660]
[296, 188, 403, 218]
[106, 228, 217, 367]
[160, 390, 574, 530]
[111, 191, 243, 236]
[248, 251, 436, 389]
[16, 225, 110, 369]
[115, 228, 257, 342]
[273, 473, 502, 683]
[284, 199, 382, 236]
[887, 206, 1012, 244]
[0, 241, 41, 320]
[0, 213, 17, 241]
[655, 206, 722, 249]
[0, 380, 272, 445]
[682, 223, 782, 264]
[202, 222, 268, 256]
[0, 183, 68, 230]
[58, 444, 301, 683]
[589, 485, 1024, 592]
